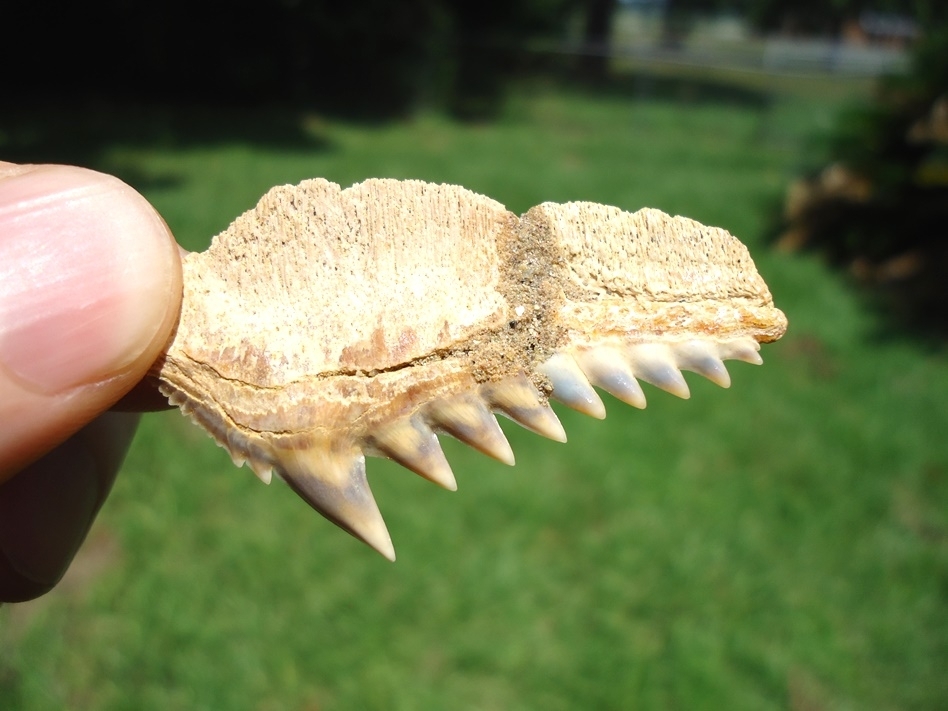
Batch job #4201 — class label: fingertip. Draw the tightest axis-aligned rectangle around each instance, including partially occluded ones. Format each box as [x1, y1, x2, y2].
[0, 165, 182, 394]
[0, 164, 182, 478]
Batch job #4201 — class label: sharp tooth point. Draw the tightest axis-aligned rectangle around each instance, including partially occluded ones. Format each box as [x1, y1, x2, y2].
[368, 419, 457, 491]
[249, 459, 274, 485]
[481, 375, 568, 443]
[276, 443, 395, 560]
[427, 395, 516, 466]
[719, 337, 764, 366]
[627, 344, 691, 399]
[537, 352, 607, 419]
[673, 340, 732, 388]
[574, 347, 647, 409]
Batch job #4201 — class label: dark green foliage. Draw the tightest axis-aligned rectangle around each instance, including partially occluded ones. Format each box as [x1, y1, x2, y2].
[773, 29, 948, 337]
[4, 0, 574, 119]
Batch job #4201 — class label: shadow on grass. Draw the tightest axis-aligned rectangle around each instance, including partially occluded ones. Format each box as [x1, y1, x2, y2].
[0, 105, 333, 190]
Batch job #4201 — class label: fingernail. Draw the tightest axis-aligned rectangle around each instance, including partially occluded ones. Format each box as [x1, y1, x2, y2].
[0, 166, 177, 394]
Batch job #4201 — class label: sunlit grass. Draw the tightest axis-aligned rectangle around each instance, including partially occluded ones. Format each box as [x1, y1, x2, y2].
[2, 81, 946, 710]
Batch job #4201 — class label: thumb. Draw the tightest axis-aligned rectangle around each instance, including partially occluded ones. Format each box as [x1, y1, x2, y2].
[0, 163, 182, 480]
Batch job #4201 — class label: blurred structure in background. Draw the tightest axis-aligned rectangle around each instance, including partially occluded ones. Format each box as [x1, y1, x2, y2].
[773, 29, 948, 339]
[6, 0, 940, 117]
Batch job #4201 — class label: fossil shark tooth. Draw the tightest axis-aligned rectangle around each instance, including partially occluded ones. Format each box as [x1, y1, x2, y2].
[276, 442, 395, 561]
[574, 346, 648, 409]
[151, 178, 787, 558]
[426, 394, 516, 466]
[625, 343, 692, 399]
[480, 374, 569, 443]
[365, 417, 457, 491]
[538, 352, 607, 418]
[671, 340, 732, 388]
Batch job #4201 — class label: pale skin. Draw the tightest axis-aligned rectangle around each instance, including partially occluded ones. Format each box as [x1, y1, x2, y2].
[0, 162, 183, 602]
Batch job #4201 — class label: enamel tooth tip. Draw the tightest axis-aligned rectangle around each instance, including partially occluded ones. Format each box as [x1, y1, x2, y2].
[482, 375, 568, 443]
[538, 352, 607, 419]
[719, 337, 764, 366]
[275, 443, 395, 560]
[673, 340, 732, 389]
[427, 396, 516, 466]
[369, 419, 457, 491]
[626, 344, 691, 399]
[250, 460, 274, 485]
[574, 347, 647, 410]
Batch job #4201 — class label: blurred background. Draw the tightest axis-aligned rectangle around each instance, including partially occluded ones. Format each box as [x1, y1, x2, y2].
[2, 1, 947, 708]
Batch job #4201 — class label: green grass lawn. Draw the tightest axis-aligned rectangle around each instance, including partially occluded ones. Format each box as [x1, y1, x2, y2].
[2, 79, 947, 710]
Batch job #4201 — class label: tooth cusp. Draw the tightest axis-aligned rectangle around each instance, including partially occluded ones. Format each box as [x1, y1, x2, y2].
[672, 340, 732, 388]
[718, 337, 764, 366]
[366, 418, 457, 491]
[625, 343, 691, 399]
[574, 346, 648, 409]
[537, 352, 607, 419]
[426, 395, 516, 466]
[249, 459, 274, 485]
[481, 374, 568, 443]
[276, 444, 396, 561]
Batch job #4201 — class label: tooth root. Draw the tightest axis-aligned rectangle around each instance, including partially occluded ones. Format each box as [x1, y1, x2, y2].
[673, 340, 732, 388]
[537, 352, 607, 419]
[481, 374, 568, 443]
[718, 337, 764, 366]
[276, 443, 395, 561]
[626, 344, 691, 399]
[427, 395, 516, 466]
[574, 347, 647, 409]
[368, 419, 457, 491]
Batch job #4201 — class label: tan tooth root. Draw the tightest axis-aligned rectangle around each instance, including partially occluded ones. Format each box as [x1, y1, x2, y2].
[366, 418, 457, 491]
[626, 344, 691, 399]
[537, 352, 607, 419]
[718, 337, 764, 366]
[481, 375, 568, 443]
[427, 395, 516, 466]
[276, 444, 395, 561]
[575, 347, 648, 410]
[153, 178, 787, 558]
[673, 340, 732, 388]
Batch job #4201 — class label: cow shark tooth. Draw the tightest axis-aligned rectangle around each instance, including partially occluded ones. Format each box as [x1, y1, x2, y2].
[150, 178, 787, 559]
